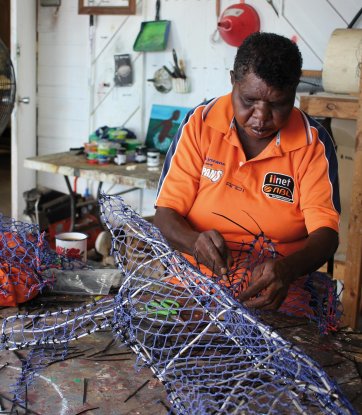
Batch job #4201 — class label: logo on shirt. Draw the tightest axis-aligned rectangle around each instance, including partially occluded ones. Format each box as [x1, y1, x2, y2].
[226, 181, 245, 192]
[262, 172, 294, 203]
[205, 157, 225, 166]
[202, 167, 223, 183]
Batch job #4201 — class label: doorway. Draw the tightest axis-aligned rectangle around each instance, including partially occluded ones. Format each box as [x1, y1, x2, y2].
[0, 0, 11, 216]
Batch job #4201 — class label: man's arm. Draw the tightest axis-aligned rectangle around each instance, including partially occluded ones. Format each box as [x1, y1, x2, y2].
[238, 227, 339, 309]
[154, 206, 233, 276]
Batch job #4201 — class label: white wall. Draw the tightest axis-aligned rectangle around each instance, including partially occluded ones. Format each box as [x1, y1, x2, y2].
[36, 0, 362, 218]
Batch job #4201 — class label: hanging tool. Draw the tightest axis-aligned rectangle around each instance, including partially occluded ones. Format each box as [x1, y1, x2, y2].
[133, 0, 171, 52]
[179, 59, 186, 78]
[147, 67, 173, 93]
[172, 49, 183, 78]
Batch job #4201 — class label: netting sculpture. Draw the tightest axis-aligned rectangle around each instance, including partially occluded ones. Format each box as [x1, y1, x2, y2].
[0, 214, 86, 306]
[0, 195, 356, 414]
[0, 214, 93, 401]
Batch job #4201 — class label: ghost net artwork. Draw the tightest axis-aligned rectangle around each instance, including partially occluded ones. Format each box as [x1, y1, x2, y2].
[0, 195, 357, 414]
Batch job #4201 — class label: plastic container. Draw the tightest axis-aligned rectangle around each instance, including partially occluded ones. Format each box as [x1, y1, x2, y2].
[108, 142, 119, 157]
[108, 128, 127, 141]
[135, 145, 147, 163]
[45, 268, 123, 295]
[147, 148, 160, 167]
[86, 152, 98, 164]
[125, 139, 142, 152]
[98, 154, 110, 165]
[114, 146, 127, 165]
[98, 140, 112, 156]
[84, 142, 98, 153]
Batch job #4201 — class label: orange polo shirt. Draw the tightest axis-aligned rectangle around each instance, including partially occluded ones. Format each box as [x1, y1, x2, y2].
[155, 93, 340, 271]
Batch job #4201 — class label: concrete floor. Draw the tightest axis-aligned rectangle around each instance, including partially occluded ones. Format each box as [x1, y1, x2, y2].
[0, 326, 169, 414]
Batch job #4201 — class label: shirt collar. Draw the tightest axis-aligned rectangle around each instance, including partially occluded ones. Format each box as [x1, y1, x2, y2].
[202, 93, 234, 134]
[204, 94, 311, 152]
[278, 108, 312, 152]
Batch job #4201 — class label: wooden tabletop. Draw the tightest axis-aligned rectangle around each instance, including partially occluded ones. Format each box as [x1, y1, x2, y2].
[24, 151, 164, 190]
[1, 299, 361, 414]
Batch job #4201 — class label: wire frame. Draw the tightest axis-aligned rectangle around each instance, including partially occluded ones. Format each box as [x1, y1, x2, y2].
[0, 195, 355, 414]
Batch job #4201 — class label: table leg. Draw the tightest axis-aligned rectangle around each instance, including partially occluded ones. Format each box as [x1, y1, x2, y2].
[64, 176, 76, 231]
[139, 188, 144, 216]
[96, 182, 103, 201]
[64, 179, 144, 232]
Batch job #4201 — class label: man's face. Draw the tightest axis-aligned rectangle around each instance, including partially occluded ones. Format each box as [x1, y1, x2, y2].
[230, 71, 295, 141]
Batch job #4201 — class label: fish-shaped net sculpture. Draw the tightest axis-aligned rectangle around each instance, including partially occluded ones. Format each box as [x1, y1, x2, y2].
[0, 195, 355, 414]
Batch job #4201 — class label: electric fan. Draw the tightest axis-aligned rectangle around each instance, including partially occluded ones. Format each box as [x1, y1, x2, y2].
[0, 38, 16, 136]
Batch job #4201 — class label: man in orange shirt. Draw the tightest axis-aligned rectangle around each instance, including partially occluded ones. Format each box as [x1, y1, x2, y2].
[154, 32, 340, 312]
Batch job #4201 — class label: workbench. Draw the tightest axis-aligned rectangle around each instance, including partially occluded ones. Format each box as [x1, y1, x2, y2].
[300, 88, 362, 329]
[24, 151, 163, 229]
[0, 295, 361, 414]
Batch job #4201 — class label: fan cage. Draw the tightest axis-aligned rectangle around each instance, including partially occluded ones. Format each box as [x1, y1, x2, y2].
[0, 38, 16, 136]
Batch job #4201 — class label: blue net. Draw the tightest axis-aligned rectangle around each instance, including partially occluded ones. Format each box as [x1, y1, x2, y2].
[191, 211, 342, 335]
[0, 196, 355, 414]
[0, 214, 87, 306]
[99, 194, 353, 414]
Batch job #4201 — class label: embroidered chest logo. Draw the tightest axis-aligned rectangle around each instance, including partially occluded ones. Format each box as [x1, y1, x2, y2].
[262, 172, 294, 203]
[202, 167, 223, 183]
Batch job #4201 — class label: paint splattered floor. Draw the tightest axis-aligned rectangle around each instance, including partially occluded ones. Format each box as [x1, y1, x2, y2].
[1, 301, 361, 414]
[0, 329, 169, 414]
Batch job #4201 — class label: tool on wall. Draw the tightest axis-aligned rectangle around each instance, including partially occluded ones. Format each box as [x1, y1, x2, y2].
[163, 49, 186, 79]
[133, 0, 171, 52]
[217, 1, 260, 47]
[147, 67, 173, 93]
[161, 49, 189, 93]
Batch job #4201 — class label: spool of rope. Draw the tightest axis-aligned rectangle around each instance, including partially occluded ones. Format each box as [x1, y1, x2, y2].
[322, 28, 362, 94]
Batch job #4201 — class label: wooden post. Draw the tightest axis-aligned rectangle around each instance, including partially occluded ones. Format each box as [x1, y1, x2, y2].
[342, 68, 362, 328]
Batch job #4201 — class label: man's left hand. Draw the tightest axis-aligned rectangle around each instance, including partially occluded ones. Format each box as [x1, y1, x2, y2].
[238, 260, 292, 310]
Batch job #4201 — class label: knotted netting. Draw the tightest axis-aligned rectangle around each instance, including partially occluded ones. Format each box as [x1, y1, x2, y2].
[0, 214, 57, 306]
[191, 210, 341, 335]
[0, 213, 92, 401]
[0, 196, 354, 414]
[98, 194, 353, 415]
[0, 214, 88, 306]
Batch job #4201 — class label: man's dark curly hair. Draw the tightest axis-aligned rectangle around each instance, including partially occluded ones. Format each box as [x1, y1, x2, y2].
[233, 32, 303, 90]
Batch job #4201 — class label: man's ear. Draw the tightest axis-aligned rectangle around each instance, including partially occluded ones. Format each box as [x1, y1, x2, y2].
[230, 70, 235, 86]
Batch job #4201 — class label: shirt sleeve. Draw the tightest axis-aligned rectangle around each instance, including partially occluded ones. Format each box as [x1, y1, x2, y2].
[155, 106, 205, 216]
[298, 118, 340, 234]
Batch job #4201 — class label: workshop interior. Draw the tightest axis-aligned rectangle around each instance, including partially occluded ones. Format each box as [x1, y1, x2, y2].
[0, 0, 361, 414]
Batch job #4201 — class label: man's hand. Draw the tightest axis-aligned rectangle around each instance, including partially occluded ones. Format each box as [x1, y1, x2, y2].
[154, 208, 233, 278]
[238, 260, 292, 310]
[193, 230, 233, 278]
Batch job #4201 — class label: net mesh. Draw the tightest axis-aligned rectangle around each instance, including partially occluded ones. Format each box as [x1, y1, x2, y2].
[0, 214, 91, 401]
[0, 196, 355, 414]
[0, 215, 53, 304]
[100, 194, 352, 414]
[0, 214, 86, 305]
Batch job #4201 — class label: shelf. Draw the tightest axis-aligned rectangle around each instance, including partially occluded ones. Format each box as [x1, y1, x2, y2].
[300, 87, 362, 328]
[299, 93, 359, 120]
